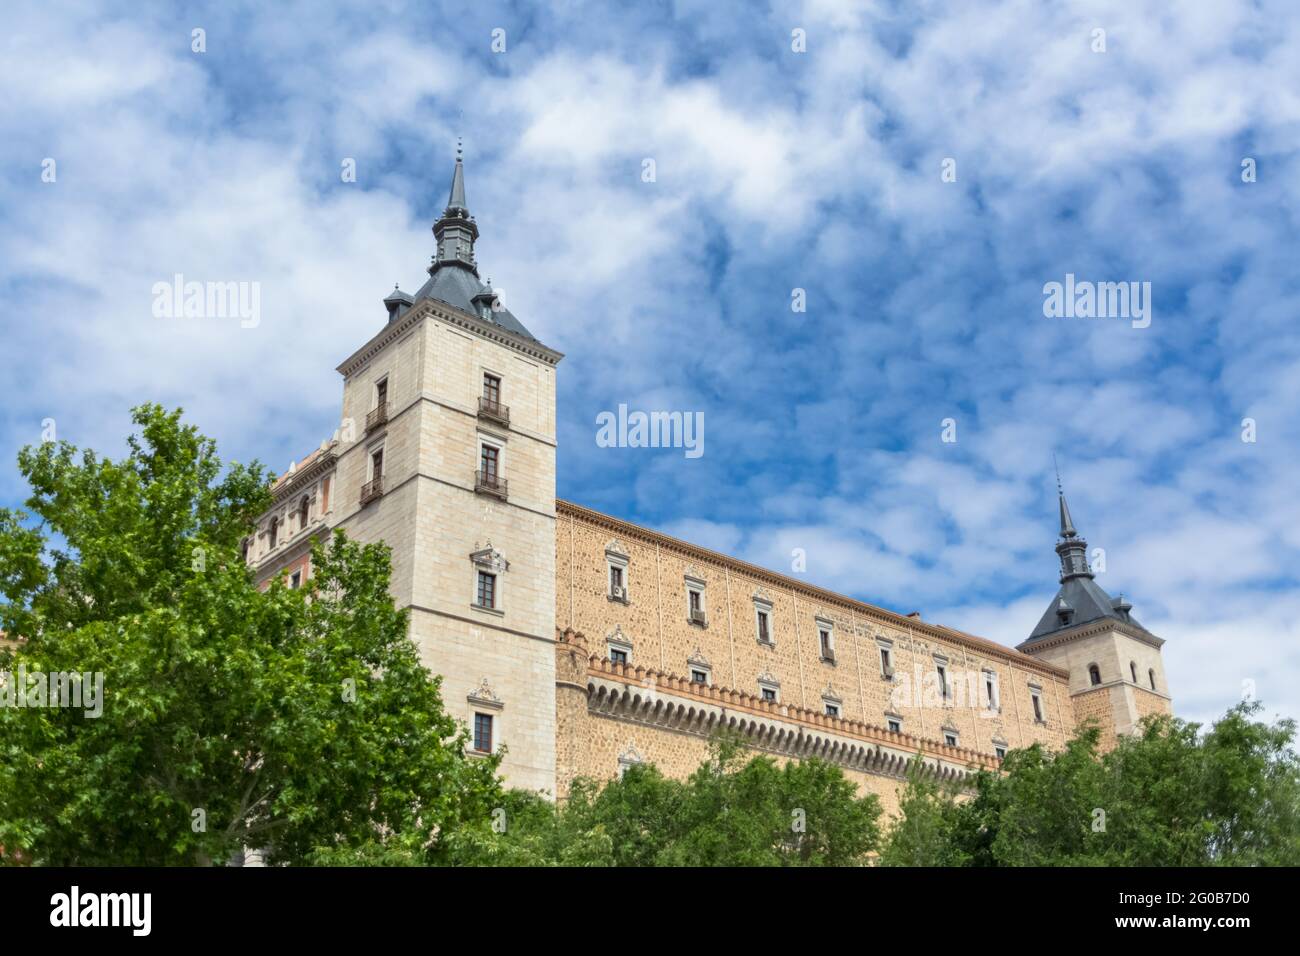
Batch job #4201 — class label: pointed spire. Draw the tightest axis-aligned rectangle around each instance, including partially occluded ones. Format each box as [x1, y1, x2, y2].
[447, 137, 467, 210]
[1054, 454, 1077, 539]
[430, 140, 479, 276]
[1058, 492, 1078, 539]
[1052, 459, 1092, 582]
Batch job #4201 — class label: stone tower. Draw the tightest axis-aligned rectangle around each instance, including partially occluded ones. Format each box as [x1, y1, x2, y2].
[328, 148, 563, 793]
[1017, 485, 1172, 748]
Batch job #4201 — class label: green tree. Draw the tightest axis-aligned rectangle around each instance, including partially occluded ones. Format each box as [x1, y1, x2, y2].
[0, 405, 502, 865]
[492, 734, 882, 866]
[878, 758, 985, 867]
[879, 704, 1300, 867]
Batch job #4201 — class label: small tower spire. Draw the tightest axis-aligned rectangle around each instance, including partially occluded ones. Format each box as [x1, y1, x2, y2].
[448, 137, 467, 210]
[1052, 460, 1092, 581]
[1055, 454, 1077, 538]
[431, 140, 479, 276]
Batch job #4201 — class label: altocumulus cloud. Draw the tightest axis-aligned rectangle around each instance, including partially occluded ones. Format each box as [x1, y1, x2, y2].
[1, 0, 1298, 727]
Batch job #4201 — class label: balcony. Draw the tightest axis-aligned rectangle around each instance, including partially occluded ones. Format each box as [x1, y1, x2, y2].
[478, 396, 510, 426]
[359, 476, 384, 506]
[475, 470, 508, 500]
[365, 403, 389, 434]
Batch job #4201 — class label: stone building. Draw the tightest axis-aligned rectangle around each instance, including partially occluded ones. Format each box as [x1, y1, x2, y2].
[246, 153, 1172, 812]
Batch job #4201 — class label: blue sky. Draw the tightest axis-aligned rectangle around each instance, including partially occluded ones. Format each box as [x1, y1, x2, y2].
[2, 0, 1298, 728]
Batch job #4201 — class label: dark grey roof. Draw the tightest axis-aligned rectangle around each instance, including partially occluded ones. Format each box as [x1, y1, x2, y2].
[1022, 487, 1152, 645]
[411, 265, 537, 341]
[390, 148, 538, 342]
[1024, 575, 1148, 643]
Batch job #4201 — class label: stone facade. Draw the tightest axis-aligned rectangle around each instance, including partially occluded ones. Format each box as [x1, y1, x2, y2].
[552, 501, 1080, 805]
[246, 155, 1174, 811]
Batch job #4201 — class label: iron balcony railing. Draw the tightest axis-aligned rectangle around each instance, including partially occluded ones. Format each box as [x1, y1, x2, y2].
[478, 396, 510, 425]
[359, 476, 384, 505]
[475, 470, 507, 499]
[365, 403, 389, 433]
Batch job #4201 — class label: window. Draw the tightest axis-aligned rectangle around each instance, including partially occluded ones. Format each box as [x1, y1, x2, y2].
[761, 687, 777, 702]
[686, 581, 706, 624]
[936, 663, 950, 700]
[268, 516, 278, 549]
[371, 447, 384, 479]
[1031, 689, 1044, 723]
[1088, 664, 1102, 686]
[995, 745, 1007, 760]
[472, 713, 493, 753]
[480, 443, 498, 479]
[605, 625, 633, 665]
[687, 653, 711, 685]
[476, 571, 496, 610]
[824, 702, 839, 718]
[483, 373, 501, 404]
[290, 570, 301, 589]
[685, 576, 707, 623]
[879, 646, 893, 677]
[944, 731, 958, 747]
[320, 476, 330, 514]
[753, 597, 775, 645]
[1130, 660, 1138, 683]
[818, 625, 834, 662]
[1148, 668, 1157, 691]
[984, 670, 999, 711]
[240, 538, 249, 562]
[606, 547, 630, 601]
[375, 377, 388, 409]
[887, 717, 902, 734]
[299, 495, 310, 530]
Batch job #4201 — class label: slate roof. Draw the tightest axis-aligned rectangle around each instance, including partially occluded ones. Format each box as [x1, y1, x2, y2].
[1024, 574, 1147, 643]
[1022, 490, 1152, 645]
[411, 264, 537, 342]
[384, 150, 537, 342]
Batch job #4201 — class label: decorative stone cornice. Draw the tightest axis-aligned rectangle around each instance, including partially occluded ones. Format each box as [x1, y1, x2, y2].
[584, 649, 999, 782]
[1016, 616, 1166, 654]
[335, 298, 563, 381]
[557, 499, 1068, 681]
[469, 543, 510, 574]
[468, 677, 504, 710]
[270, 447, 337, 504]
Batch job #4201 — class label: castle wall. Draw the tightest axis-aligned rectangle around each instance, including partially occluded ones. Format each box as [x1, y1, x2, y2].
[555, 503, 1077, 811]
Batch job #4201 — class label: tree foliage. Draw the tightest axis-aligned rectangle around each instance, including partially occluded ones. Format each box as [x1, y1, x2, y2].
[469, 734, 883, 867]
[879, 704, 1300, 867]
[0, 405, 502, 865]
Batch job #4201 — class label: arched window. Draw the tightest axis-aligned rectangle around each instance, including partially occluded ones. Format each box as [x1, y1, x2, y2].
[1148, 668, 1157, 691]
[1088, 664, 1101, 686]
[269, 517, 278, 549]
[299, 495, 310, 529]
[1130, 661, 1138, 683]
